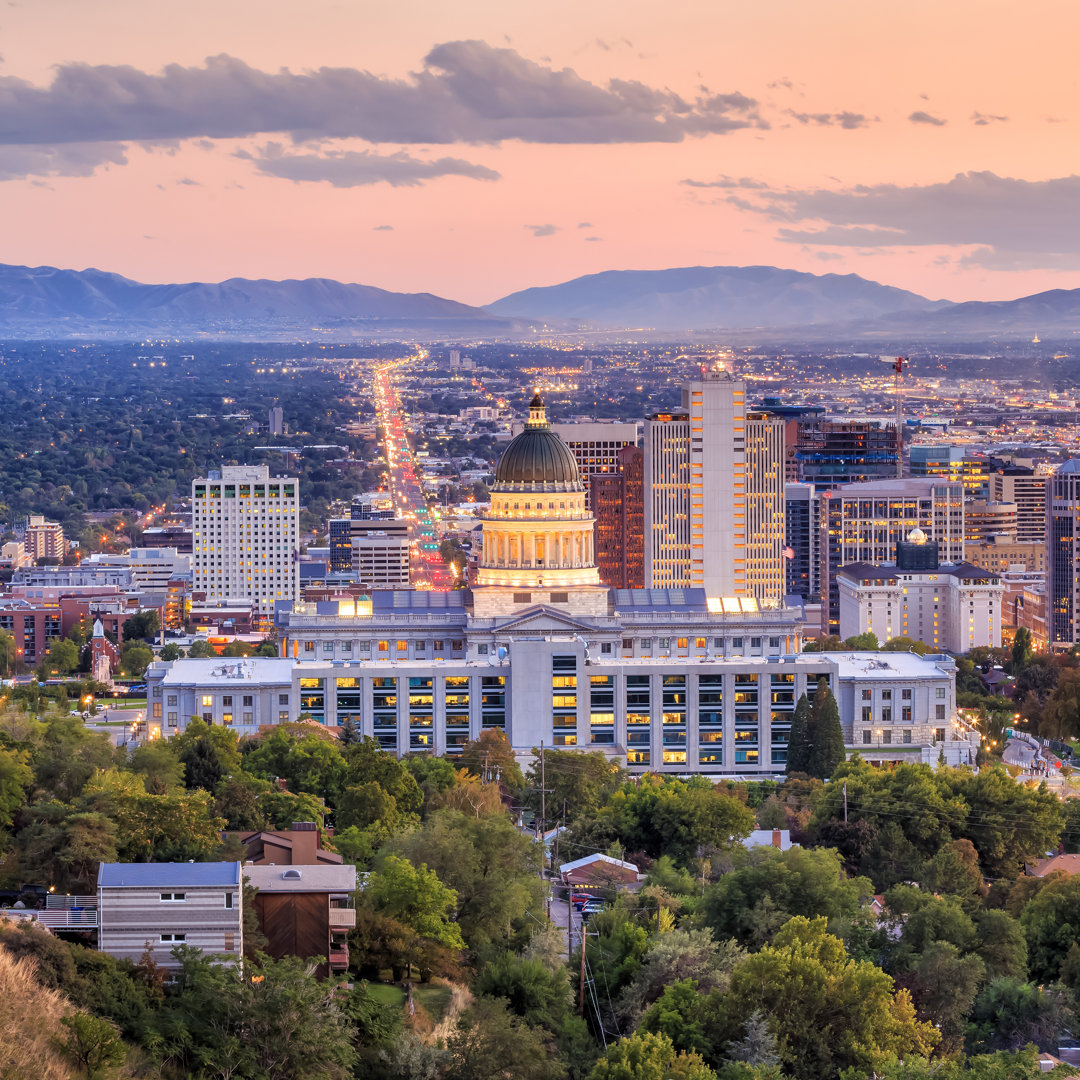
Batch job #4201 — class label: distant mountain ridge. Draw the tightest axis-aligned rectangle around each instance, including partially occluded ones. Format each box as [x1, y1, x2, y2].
[0, 262, 503, 335]
[0, 260, 1078, 339]
[486, 265, 948, 330]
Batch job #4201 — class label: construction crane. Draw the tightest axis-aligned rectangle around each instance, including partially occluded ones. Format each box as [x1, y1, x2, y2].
[880, 355, 907, 478]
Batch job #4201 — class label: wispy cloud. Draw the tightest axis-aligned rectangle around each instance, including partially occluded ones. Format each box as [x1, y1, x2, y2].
[786, 110, 874, 129]
[526, 223, 559, 237]
[732, 170, 1080, 268]
[240, 143, 500, 187]
[908, 110, 946, 126]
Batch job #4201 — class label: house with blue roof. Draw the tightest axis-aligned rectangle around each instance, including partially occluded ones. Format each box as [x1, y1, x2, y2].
[97, 861, 242, 968]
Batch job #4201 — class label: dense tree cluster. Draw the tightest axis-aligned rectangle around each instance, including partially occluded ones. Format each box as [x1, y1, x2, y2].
[0, 692, 1077, 1080]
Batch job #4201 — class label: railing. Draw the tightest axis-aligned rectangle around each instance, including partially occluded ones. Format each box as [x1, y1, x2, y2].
[329, 907, 356, 929]
[34, 897, 99, 929]
[328, 944, 349, 972]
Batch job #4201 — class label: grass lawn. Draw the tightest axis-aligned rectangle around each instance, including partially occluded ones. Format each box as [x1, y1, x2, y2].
[362, 981, 453, 1022]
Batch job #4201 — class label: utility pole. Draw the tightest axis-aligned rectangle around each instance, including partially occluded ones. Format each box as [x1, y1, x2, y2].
[579, 926, 587, 1017]
[843, 780, 848, 824]
[540, 739, 546, 842]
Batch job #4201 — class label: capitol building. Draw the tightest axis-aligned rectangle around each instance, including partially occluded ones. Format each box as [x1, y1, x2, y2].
[147, 397, 977, 775]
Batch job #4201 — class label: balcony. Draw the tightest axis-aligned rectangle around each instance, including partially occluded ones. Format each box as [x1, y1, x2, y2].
[328, 943, 349, 972]
[329, 906, 356, 929]
[33, 896, 98, 929]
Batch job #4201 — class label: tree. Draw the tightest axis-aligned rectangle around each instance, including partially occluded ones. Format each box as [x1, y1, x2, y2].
[37, 638, 79, 676]
[445, 996, 564, 1080]
[361, 853, 465, 975]
[904, 941, 985, 1052]
[588, 1031, 716, 1080]
[807, 679, 845, 781]
[122, 609, 160, 642]
[0, 745, 32, 831]
[1011, 627, 1033, 671]
[920, 839, 986, 907]
[159, 642, 182, 661]
[475, 953, 570, 1031]
[785, 695, 812, 776]
[967, 977, 1067, 1054]
[392, 808, 545, 952]
[526, 747, 623, 824]
[700, 846, 873, 949]
[882, 637, 930, 656]
[186, 639, 217, 658]
[617, 930, 743, 1025]
[338, 714, 360, 745]
[1039, 668, 1080, 741]
[220, 640, 255, 657]
[640, 979, 714, 1059]
[709, 917, 937, 1079]
[118, 642, 153, 678]
[460, 729, 525, 792]
[242, 726, 348, 805]
[973, 909, 1028, 982]
[54, 1013, 126, 1077]
[129, 739, 185, 794]
[844, 632, 880, 650]
[1020, 874, 1080, 983]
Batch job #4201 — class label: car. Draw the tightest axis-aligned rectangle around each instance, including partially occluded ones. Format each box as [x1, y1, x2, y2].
[580, 899, 607, 920]
[570, 893, 591, 911]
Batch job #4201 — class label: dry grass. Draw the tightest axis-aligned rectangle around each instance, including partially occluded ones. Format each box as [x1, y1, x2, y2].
[0, 946, 76, 1080]
[427, 983, 473, 1044]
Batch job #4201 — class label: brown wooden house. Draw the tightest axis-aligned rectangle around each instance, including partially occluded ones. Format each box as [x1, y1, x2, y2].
[230, 822, 343, 866]
[244, 863, 355, 976]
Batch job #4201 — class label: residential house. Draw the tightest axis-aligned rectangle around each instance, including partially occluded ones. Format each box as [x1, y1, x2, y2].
[243, 863, 356, 976]
[232, 822, 342, 866]
[97, 862, 242, 968]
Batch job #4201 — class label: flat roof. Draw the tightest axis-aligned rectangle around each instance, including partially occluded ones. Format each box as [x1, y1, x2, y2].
[158, 657, 295, 686]
[244, 864, 358, 893]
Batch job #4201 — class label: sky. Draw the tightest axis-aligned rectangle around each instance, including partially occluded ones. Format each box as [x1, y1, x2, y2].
[2, 0, 1080, 306]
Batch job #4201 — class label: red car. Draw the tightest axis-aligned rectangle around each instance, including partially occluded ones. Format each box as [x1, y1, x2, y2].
[571, 894, 592, 911]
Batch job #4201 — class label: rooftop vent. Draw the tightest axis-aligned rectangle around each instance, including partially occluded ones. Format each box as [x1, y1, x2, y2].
[282, 869, 302, 880]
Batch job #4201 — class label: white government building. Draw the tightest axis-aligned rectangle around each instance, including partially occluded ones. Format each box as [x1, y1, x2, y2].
[148, 396, 978, 773]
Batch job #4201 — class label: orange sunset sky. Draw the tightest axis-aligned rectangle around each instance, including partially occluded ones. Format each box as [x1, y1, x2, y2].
[3, 0, 1079, 306]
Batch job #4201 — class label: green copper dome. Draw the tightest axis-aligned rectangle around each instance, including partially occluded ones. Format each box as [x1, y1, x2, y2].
[493, 395, 583, 491]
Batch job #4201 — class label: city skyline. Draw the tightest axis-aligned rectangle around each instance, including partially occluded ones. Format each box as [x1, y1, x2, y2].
[3, 0, 1080, 305]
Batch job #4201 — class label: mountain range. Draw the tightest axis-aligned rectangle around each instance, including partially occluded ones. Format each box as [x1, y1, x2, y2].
[0, 260, 1076, 338]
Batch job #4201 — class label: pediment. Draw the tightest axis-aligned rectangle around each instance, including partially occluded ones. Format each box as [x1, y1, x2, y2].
[480, 604, 604, 636]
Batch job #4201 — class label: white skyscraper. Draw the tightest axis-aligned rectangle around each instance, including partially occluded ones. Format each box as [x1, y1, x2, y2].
[192, 465, 299, 617]
[644, 369, 785, 600]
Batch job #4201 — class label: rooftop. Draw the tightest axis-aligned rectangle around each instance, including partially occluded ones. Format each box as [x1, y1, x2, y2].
[156, 657, 295, 686]
[244, 864, 358, 893]
[98, 861, 241, 888]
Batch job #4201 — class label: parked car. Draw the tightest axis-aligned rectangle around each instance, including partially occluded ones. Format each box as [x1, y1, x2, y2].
[571, 893, 592, 911]
[581, 899, 607, 920]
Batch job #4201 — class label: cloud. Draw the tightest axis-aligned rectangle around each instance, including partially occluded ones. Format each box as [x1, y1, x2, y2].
[908, 110, 946, 126]
[0, 42, 765, 154]
[177, 176, 200, 185]
[526, 224, 559, 237]
[372, 224, 394, 231]
[768, 77, 794, 91]
[786, 110, 873, 129]
[735, 170, 1080, 267]
[681, 174, 768, 190]
[584, 236, 603, 242]
[0, 141, 127, 180]
[972, 111, 1008, 125]
[577, 221, 592, 228]
[245, 143, 500, 187]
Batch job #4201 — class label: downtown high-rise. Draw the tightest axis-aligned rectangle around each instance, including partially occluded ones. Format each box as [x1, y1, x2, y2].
[644, 369, 785, 601]
[192, 465, 299, 617]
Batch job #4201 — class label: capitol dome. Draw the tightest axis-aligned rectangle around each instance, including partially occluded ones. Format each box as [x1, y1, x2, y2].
[493, 395, 583, 491]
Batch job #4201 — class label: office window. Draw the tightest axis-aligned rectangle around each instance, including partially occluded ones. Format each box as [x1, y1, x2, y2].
[863, 730, 871, 744]
[279, 694, 289, 706]
[167, 694, 177, 707]
[279, 711, 289, 722]
[160, 893, 186, 902]
[160, 933, 186, 943]
[861, 688, 872, 701]
[936, 687, 946, 699]
[936, 704, 946, 720]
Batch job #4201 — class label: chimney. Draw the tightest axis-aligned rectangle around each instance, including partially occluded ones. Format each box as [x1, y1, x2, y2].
[772, 830, 783, 849]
